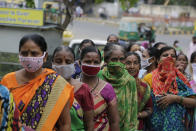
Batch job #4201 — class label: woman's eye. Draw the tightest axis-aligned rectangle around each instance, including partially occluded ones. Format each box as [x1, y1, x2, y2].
[55, 59, 62, 64]
[20, 51, 28, 56]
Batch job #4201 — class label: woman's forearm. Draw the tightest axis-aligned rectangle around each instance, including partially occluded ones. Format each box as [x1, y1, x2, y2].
[175, 95, 196, 108]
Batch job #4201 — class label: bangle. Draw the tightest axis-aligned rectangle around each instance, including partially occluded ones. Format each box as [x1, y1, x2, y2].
[180, 96, 184, 104]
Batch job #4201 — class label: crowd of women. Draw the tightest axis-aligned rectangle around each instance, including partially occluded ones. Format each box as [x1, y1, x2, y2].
[1, 34, 196, 131]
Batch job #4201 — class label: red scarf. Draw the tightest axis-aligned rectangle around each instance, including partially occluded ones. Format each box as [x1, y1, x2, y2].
[152, 57, 190, 96]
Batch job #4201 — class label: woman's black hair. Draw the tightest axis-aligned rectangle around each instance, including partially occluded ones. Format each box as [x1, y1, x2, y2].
[153, 42, 167, 49]
[79, 39, 95, 49]
[125, 52, 141, 69]
[104, 43, 126, 63]
[177, 53, 188, 63]
[107, 34, 119, 42]
[80, 46, 101, 62]
[126, 42, 137, 52]
[191, 51, 196, 63]
[159, 46, 177, 60]
[147, 47, 160, 60]
[52, 45, 75, 61]
[19, 34, 47, 52]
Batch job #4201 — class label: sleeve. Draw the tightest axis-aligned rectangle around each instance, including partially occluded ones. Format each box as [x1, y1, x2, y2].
[75, 84, 94, 111]
[145, 96, 153, 108]
[100, 83, 116, 103]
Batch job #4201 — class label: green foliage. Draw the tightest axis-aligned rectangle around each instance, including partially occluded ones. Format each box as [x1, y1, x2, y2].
[153, 0, 196, 7]
[25, 0, 35, 8]
[95, 0, 138, 10]
[120, 0, 138, 10]
[0, 52, 21, 79]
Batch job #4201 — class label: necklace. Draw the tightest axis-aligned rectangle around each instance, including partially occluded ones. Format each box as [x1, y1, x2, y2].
[90, 78, 99, 93]
[80, 76, 100, 93]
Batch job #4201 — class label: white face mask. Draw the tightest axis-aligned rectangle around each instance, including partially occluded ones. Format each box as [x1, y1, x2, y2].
[135, 50, 142, 59]
[52, 64, 75, 80]
[192, 63, 196, 82]
[141, 57, 152, 69]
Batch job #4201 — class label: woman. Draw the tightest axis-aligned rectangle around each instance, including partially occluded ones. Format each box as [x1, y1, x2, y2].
[0, 85, 21, 130]
[52, 45, 94, 131]
[73, 39, 96, 79]
[176, 53, 191, 81]
[80, 46, 120, 131]
[1, 34, 74, 131]
[189, 51, 196, 92]
[147, 46, 196, 131]
[140, 47, 159, 79]
[125, 52, 153, 130]
[98, 43, 138, 130]
[153, 42, 167, 50]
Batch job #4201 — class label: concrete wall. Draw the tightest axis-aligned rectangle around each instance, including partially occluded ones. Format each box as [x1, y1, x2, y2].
[0, 25, 62, 55]
[139, 4, 196, 18]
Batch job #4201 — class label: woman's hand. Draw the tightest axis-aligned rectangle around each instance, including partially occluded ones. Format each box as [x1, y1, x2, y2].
[157, 94, 177, 108]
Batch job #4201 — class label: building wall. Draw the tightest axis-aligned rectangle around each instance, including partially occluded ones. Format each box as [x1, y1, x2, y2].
[139, 4, 196, 18]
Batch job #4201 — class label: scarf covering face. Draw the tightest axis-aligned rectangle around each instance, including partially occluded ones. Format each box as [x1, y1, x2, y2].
[152, 57, 190, 96]
[102, 62, 138, 131]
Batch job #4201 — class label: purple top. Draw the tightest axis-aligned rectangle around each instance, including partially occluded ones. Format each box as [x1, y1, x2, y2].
[100, 83, 116, 103]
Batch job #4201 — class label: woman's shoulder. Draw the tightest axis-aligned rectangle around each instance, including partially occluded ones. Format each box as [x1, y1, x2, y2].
[1, 72, 16, 86]
[139, 79, 149, 88]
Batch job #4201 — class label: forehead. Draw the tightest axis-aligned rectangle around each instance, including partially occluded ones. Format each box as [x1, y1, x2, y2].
[20, 40, 41, 51]
[111, 49, 124, 57]
[177, 55, 186, 60]
[84, 52, 100, 59]
[162, 49, 175, 54]
[54, 49, 74, 59]
[109, 36, 117, 40]
[126, 55, 139, 61]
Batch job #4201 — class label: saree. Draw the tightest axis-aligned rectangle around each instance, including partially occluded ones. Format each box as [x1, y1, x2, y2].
[0, 85, 20, 131]
[70, 99, 84, 131]
[1, 68, 74, 131]
[150, 57, 196, 131]
[93, 83, 116, 131]
[136, 78, 152, 130]
[98, 62, 138, 131]
[70, 83, 94, 131]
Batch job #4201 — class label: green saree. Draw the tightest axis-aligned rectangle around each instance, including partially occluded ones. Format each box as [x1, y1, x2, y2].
[98, 62, 138, 131]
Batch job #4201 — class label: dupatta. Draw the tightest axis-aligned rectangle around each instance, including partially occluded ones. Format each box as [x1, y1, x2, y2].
[100, 62, 138, 131]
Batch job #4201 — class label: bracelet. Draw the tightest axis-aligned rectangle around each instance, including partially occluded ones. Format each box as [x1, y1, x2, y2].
[180, 96, 184, 104]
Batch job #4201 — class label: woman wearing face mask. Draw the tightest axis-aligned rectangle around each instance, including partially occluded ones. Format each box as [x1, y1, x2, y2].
[148, 46, 196, 131]
[176, 53, 191, 81]
[125, 52, 153, 130]
[189, 52, 196, 93]
[52, 45, 94, 131]
[80, 46, 120, 131]
[142, 47, 159, 85]
[73, 39, 96, 79]
[1, 34, 74, 131]
[98, 44, 138, 130]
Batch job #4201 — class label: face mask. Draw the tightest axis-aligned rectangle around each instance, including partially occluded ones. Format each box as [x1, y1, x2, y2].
[107, 62, 125, 77]
[81, 64, 101, 76]
[192, 63, 196, 82]
[52, 64, 75, 80]
[141, 57, 152, 69]
[19, 52, 46, 72]
[135, 50, 142, 59]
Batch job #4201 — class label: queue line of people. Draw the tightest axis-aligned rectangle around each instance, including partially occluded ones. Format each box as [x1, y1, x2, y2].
[1, 34, 196, 131]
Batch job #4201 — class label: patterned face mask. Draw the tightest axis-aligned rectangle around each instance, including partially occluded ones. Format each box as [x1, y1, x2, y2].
[19, 52, 46, 72]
